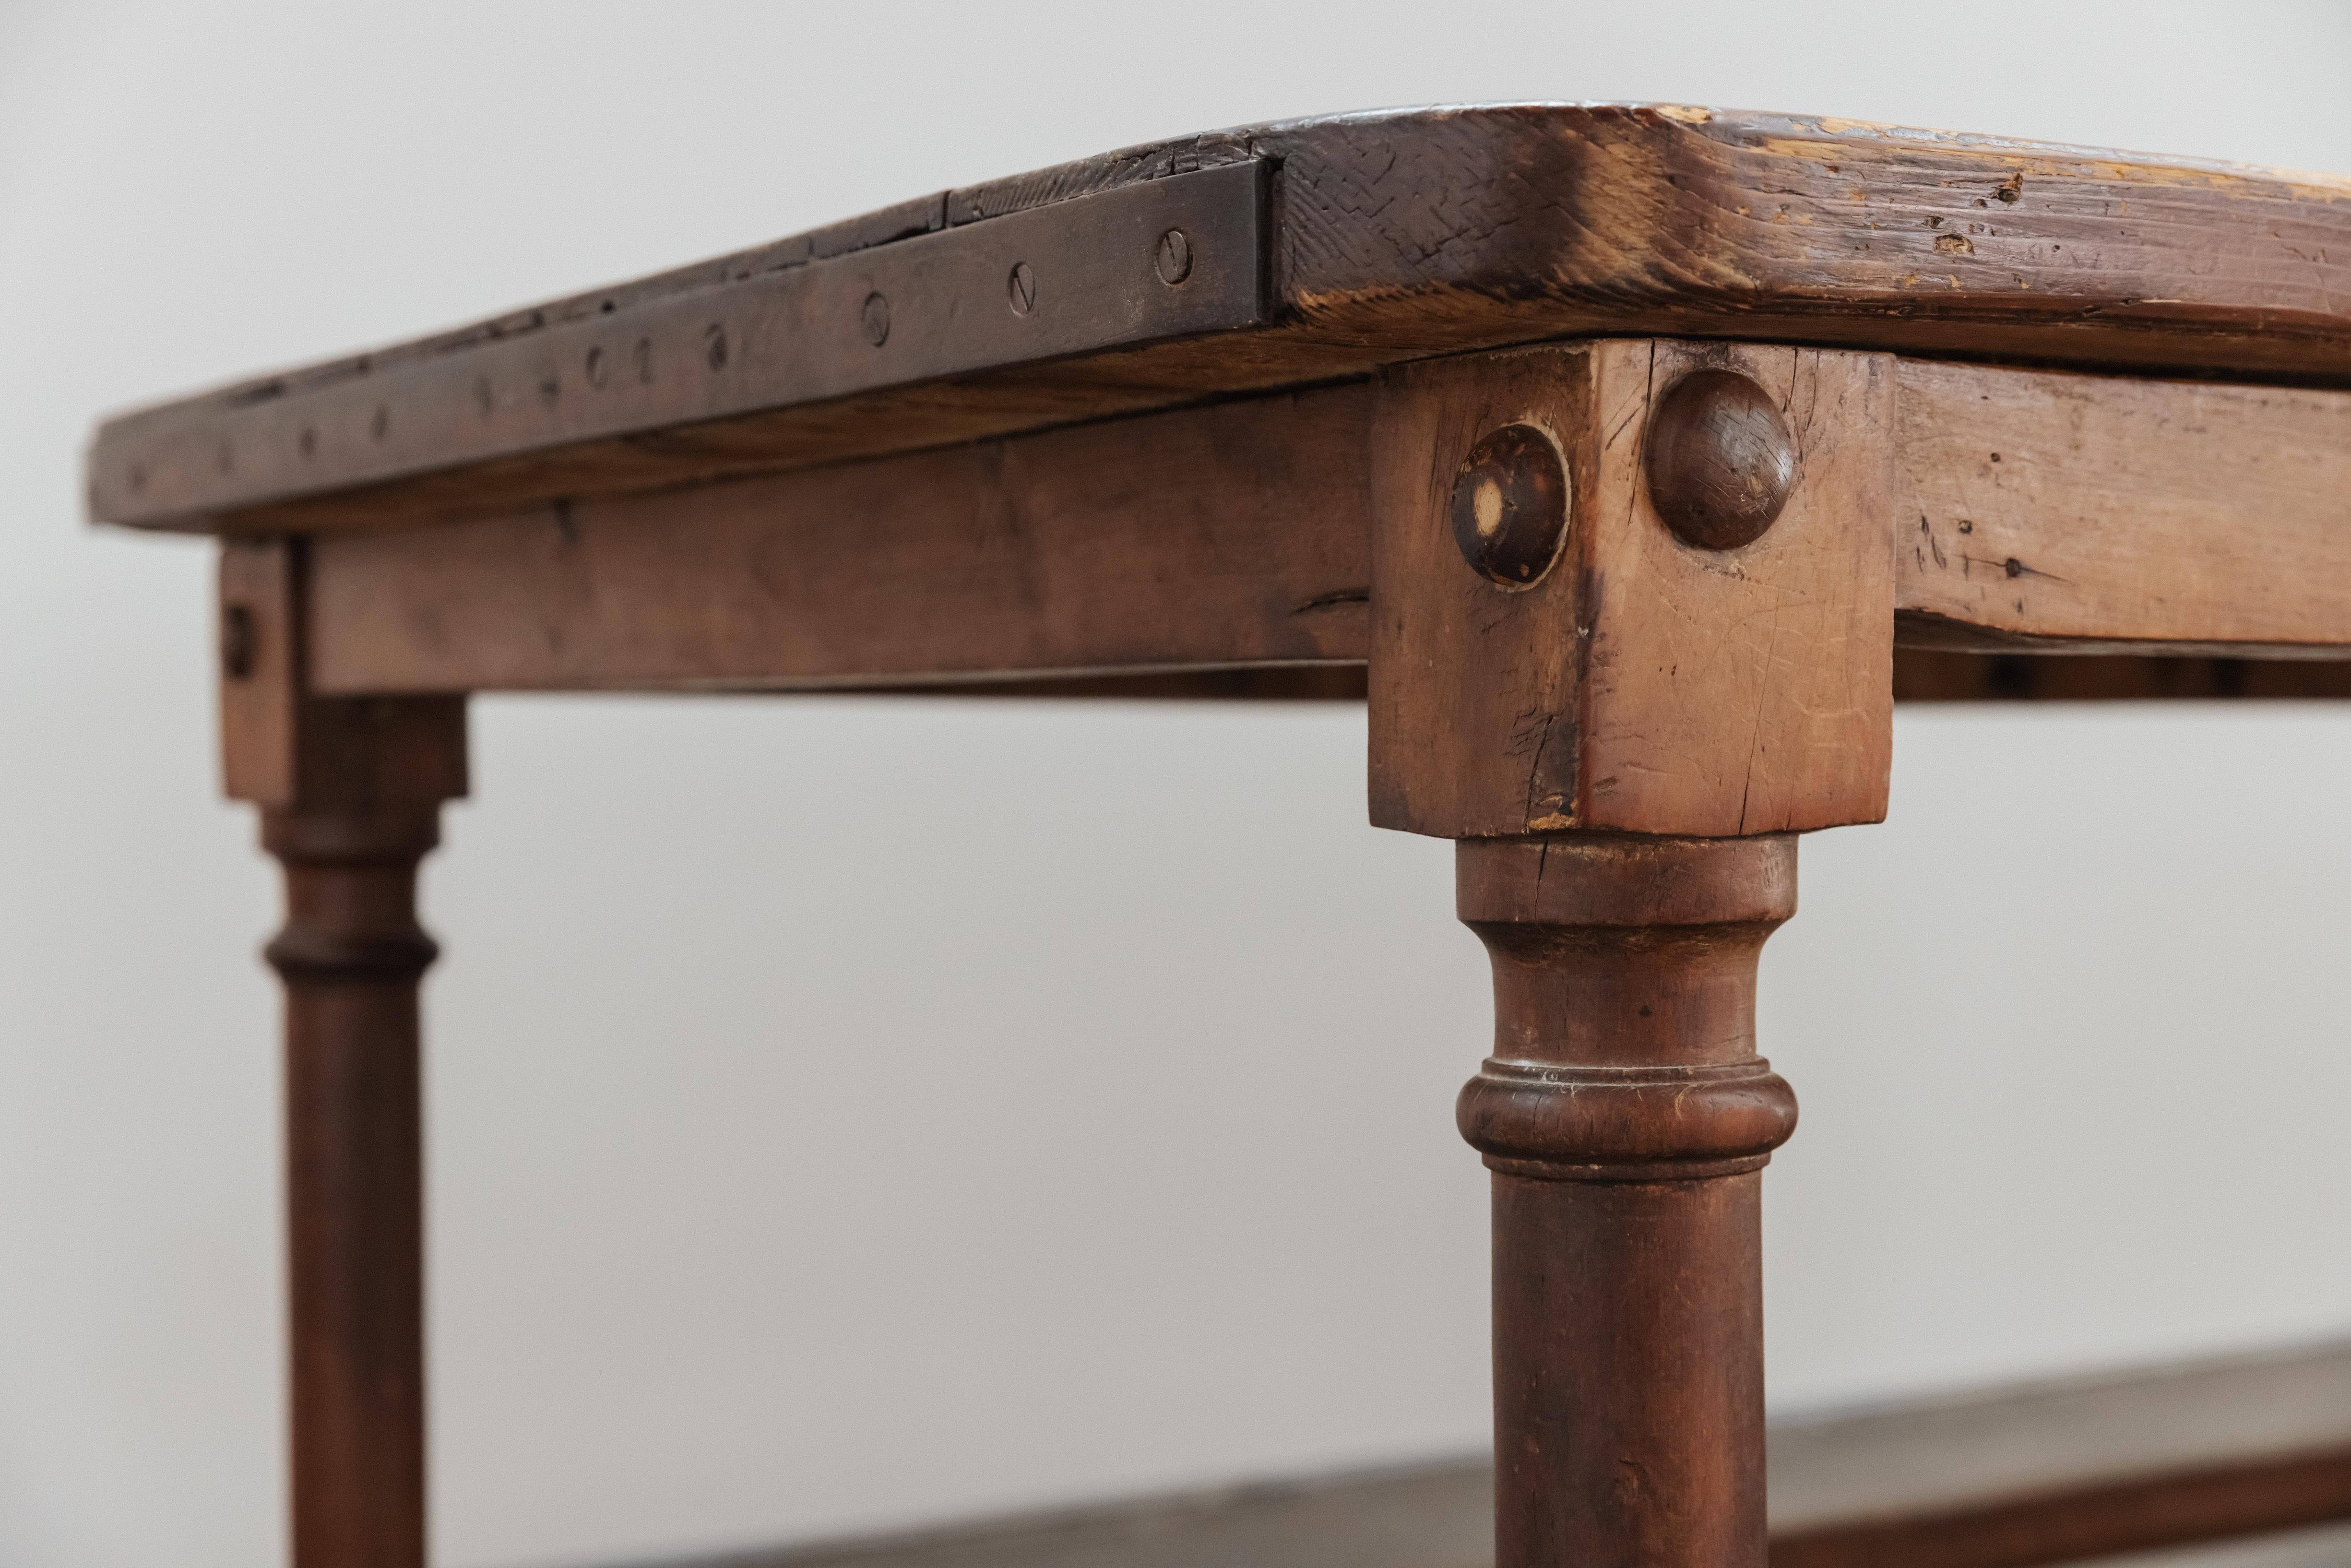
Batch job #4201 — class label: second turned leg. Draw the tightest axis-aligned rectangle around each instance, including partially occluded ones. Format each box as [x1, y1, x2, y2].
[1455, 832, 1800, 1568]
[265, 805, 443, 1568]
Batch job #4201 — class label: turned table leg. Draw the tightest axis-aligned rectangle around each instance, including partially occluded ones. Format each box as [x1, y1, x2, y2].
[263, 802, 444, 1568]
[1455, 832, 1799, 1568]
[221, 534, 469, 1568]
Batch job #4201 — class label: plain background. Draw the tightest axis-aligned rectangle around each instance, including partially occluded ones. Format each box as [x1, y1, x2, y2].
[7, 2, 2351, 1565]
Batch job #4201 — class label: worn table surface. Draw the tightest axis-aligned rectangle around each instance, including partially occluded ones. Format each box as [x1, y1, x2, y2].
[89, 103, 2351, 535]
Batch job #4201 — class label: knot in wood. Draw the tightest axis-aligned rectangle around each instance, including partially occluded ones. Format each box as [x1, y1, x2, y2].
[1457, 1059, 1798, 1181]
[1449, 423, 1570, 589]
[1643, 369, 1797, 550]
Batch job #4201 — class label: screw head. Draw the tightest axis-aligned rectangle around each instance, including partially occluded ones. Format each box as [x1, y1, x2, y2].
[1008, 261, 1037, 316]
[1449, 424, 1571, 590]
[861, 292, 891, 347]
[1642, 369, 1797, 550]
[1155, 228, 1193, 285]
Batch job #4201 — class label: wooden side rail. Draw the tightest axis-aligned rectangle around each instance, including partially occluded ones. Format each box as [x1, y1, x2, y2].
[288, 349, 2351, 699]
[588, 1343, 2351, 1568]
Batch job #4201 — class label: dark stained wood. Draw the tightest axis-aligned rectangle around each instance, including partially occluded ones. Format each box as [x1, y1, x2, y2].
[102, 103, 2351, 1568]
[1641, 368, 1800, 551]
[1891, 650, 2351, 701]
[228, 543, 468, 1567]
[90, 106, 2351, 535]
[1369, 341, 1894, 841]
[95, 164, 1268, 534]
[270, 803, 441, 1568]
[303, 388, 1371, 694]
[1457, 833, 1800, 1568]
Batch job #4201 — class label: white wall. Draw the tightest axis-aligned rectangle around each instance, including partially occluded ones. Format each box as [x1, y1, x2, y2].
[4, 2, 2351, 1564]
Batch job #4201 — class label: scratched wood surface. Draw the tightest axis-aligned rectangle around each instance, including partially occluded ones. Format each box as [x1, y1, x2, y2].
[91, 105, 2351, 534]
[290, 345, 2351, 709]
[1897, 358, 2351, 653]
[1366, 341, 1894, 842]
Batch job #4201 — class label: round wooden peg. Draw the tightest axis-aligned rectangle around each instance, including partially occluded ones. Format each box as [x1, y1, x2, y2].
[1449, 423, 1570, 589]
[1643, 369, 1797, 550]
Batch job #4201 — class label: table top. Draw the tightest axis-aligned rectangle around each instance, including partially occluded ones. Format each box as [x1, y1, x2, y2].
[89, 103, 2351, 535]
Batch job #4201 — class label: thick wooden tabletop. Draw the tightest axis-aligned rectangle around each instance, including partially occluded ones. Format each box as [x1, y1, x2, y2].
[90, 104, 2351, 535]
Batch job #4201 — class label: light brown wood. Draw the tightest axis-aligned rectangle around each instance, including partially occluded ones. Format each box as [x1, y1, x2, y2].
[1896, 359, 2351, 654]
[220, 539, 298, 805]
[1368, 341, 1894, 841]
[304, 388, 1371, 694]
[89, 106, 2351, 535]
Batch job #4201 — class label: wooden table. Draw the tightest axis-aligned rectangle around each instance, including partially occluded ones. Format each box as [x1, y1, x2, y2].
[89, 105, 2351, 1568]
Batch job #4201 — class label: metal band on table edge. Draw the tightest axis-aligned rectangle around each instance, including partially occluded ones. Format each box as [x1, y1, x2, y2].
[91, 160, 1271, 527]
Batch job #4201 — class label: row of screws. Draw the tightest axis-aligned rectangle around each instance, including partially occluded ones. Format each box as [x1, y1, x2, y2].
[133, 228, 1200, 494]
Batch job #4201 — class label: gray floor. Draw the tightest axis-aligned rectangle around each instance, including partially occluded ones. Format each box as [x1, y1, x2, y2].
[2089, 1522, 2351, 1568]
[617, 1462, 1490, 1568]
[602, 1340, 2351, 1568]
